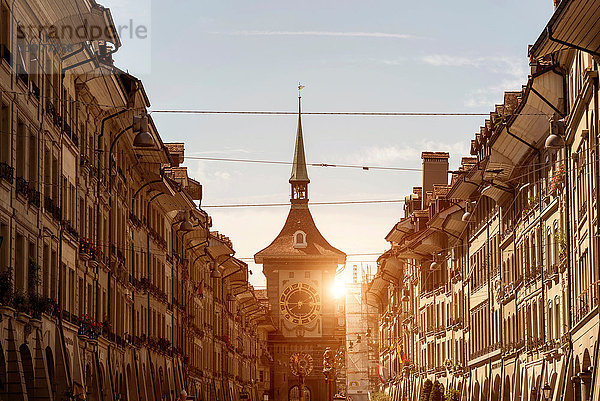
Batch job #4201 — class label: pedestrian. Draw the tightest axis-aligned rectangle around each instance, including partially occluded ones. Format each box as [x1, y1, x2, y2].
[180, 389, 187, 401]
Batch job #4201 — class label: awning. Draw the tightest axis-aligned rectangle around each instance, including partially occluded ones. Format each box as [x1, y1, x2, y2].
[78, 68, 128, 110]
[428, 203, 468, 241]
[47, 3, 121, 48]
[486, 68, 563, 181]
[380, 256, 403, 281]
[530, 0, 600, 59]
[186, 225, 209, 251]
[446, 167, 483, 200]
[133, 117, 173, 166]
[480, 182, 513, 204]
[207, 233, 234, 261]
[222, 257, 246, 280]
[406, 229, 446, 256]
[158, 191, 196, 214]
[145, 175, 196, 213]
[62, 45, 98, 76]
[385, 218, 414, 243]
[366, 274, 388, 308]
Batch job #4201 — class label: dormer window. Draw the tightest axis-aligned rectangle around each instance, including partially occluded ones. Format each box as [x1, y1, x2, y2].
[293, 231, 307, 248]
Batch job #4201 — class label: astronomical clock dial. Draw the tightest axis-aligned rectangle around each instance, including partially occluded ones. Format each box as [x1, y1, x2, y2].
[279, 282, 321, 325]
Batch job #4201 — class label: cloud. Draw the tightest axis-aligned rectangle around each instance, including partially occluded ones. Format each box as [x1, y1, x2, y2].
[421, 55, 527, 76]
[420, 54, 528, 108]
[211, 30, 420, 39]
[348, 140, 470, 167]
[465, 78, 525, 108]
[214, 171, 231, 180]
[186, 148, 252, 155]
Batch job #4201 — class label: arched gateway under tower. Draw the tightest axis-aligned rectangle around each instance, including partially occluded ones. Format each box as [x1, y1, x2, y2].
[254, 93, 346, 401]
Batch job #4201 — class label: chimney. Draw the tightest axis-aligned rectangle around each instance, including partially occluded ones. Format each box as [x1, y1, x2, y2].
[165, 142, 185, 167]
[421, 152, 449, 195]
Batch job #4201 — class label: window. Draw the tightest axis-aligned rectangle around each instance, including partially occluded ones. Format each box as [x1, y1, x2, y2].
[15, 233, 24, 291]
[0, 3, 9, 61]
[0, 221, 8, 271]
[0, 102, 8, 163]
[293, 231, 307, 248]
[16, 26, 27, 80]
[16, 119, 25, 178]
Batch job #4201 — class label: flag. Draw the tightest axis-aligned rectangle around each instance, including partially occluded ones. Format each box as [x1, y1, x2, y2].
[377, 364, 386, 383]
[400, 345, 408, 364]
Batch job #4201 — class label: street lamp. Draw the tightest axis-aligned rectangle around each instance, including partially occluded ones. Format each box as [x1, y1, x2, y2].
[178, 212, 194, 232]
[545, 115, 566, 150]
[429, 256, 440, 271]
[133, 114, 155, 147]
[543, 383, 552, 401]
[461, 211, 472, 222]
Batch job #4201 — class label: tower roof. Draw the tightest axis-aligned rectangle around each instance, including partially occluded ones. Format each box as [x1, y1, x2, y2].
[289, 96, 309, 184]
[254, 90, 345, 265]
[254, 206, 346, 264]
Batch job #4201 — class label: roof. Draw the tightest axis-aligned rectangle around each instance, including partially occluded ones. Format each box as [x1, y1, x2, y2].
[254, 206, 346, 264]
[530, 0, 600, 59]
[289, 98, 309, 183]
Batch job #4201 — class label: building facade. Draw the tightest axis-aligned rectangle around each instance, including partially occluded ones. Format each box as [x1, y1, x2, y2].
[254, 98, 346, 401]
[0, 1, 271, 401]
[367, 1, 600, 400]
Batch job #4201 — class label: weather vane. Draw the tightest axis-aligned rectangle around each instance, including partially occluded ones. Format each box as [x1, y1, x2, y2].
[298, 82, 305, 97]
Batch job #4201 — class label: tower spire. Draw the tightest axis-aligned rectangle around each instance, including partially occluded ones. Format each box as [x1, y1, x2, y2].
[290, 84, 309, 204]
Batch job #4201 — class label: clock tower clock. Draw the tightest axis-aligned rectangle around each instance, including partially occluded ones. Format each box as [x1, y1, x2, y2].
[254, 91, 346, 401]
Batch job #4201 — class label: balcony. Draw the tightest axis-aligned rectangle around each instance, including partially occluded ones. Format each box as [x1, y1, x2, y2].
[16, 176, 28, 198]
[44, 196, 61, 221]
[63, 220, 79, 241]
[0, 162, 13, 184]
[79, 238, 100, 261]
[28, 188, 41, 208]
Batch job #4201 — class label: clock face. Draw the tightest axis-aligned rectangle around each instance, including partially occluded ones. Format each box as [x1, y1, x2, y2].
[280, 282, 321, 325]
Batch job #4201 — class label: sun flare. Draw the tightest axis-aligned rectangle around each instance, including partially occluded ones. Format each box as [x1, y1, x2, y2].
[331, 277, 347, 299]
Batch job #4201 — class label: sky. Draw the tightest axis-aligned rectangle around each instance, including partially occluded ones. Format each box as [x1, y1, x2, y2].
[102, 0, 555, 288]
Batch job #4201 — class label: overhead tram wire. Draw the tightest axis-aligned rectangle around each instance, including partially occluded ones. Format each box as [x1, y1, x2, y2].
[0, 88, 553, 117]
[149, 110, 497, 117]
[185, 156, 422, 172]
[201, 199, 406, 208]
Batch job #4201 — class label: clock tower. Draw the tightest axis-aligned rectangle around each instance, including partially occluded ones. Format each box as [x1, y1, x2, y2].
[255, 93, 346, 401]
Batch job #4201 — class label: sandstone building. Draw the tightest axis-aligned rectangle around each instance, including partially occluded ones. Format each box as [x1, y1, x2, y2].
[367, 0, 600, 400]
[0, 1, 272, 401]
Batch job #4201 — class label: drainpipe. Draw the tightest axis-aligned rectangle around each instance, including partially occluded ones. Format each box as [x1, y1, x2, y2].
[96, 107, 129, 326]
[107, 122, 134, 327]
[54, 44, 89, 392]
[486, 203, 493, 399]
[587, 66, 600, 401]
[145, 190, 164, 401]
[537, 149, 548, 386]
